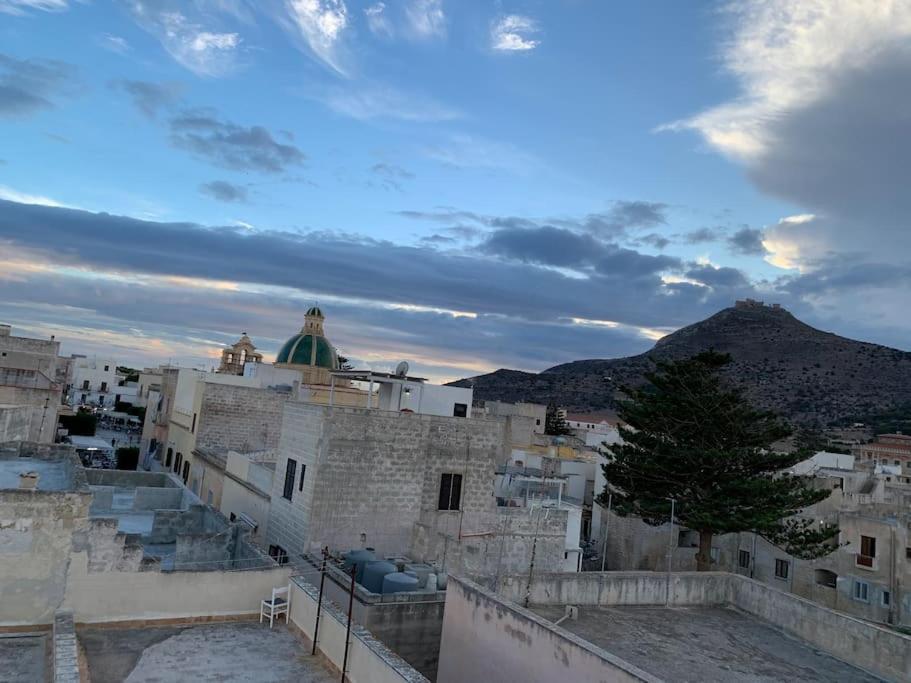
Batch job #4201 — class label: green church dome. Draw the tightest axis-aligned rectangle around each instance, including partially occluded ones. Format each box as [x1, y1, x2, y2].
[275, 333, 338, 369]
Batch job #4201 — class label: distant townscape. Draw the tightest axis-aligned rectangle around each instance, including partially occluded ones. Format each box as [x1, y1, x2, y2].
[1, 303, 910, 682]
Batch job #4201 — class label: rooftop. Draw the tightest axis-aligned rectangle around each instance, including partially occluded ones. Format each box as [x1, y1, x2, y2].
[0, 442, 86, 492]
[531, 605, 880, 682]
[0, 633, 49, 683]
[78, 622, 335, 683]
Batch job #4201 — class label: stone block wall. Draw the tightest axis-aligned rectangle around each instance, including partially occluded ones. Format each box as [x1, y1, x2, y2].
[267, 403, 507, 559]
[195, 383, 292, 453]
[0, 405, 30, 442]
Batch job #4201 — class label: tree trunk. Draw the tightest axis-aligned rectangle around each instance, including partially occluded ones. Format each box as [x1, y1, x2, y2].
[696, 530, 714, 571]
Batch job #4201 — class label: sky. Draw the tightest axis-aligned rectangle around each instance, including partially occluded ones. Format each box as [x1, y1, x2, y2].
[0, 0, 909, 382]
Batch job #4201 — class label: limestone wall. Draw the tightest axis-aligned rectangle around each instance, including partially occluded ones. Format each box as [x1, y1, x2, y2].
[195, 383, 292, 453]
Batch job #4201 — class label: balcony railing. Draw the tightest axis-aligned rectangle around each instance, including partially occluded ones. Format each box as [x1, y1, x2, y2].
[855, 554, 875, 569]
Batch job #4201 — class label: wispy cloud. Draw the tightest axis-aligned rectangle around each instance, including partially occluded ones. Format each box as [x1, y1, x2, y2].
[405, 0, 445, 40]
[491, 14, 540, 52]
[0, 0, 67, 15]
[364, 2, 392, 38]
[282, 0, 350, 74]
[0, 53, 78, 118]
[98, 33, 131, 54]
[369, 162, 414, 192]
[199, 180, 248, 203]
[317, 84, 460, 121]
[114, 79, 183, 119]
[125, 2, 242, 77]
[0, 184, 69, 208]
[422, 133, 539, 173]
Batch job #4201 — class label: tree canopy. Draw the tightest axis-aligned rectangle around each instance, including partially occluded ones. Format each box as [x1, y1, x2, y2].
[598, 351, 837, 570]
[544, 403, 571, 436]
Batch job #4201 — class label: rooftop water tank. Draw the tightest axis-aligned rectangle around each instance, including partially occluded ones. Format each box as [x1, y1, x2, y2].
[404, 563, 433, 588]
[382, 572, 419, 595]
[425, 573, 438, 592]
[344, 548, 376, 583]
[362, 560, 396, 594]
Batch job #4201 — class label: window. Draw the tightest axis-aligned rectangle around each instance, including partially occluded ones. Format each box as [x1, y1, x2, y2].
[677, 530, 699, 548]
[299, 463, 306, 492]
[104, 365, 109, 371]
[80, 393, 87, 404]
[453, 403, 468, 418]
[858, 535, 876, 567]
[100, 381, 108, 392]
[815, 569, 837, 588]
[165, 448, 173, 468]
[853, 579, 870, 602]
[535, 419, 541, 426]
[268, 545, 288, 565]
[229, 512, 236, 522]
[738, 550, 751, 569]
[774, 559, 790, 580]
[282, 459, 297, 501]
[906, 547, 911, 560]
[82, 380, 90, 390]
[182, 461, 189, 483]
[174, 452, 182, 473]
[191, 412, 197, 434]
[438, 473, 463, 510]
[882, 590, 891, 607]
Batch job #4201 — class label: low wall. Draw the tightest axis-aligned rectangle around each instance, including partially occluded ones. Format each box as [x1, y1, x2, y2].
[288, 576, 427, 683]
[497, 571, 732, 607]
[62, 552, 292, 623]
[84, 470, 179, 488]
[133, 486, 184, 510]
[495, 571, 911, 683]
[731, 575, 911, 682]
[437, 577, 656, 683]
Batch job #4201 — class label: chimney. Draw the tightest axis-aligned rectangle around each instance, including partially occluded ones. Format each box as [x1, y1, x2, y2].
[19, 472, 39, 490]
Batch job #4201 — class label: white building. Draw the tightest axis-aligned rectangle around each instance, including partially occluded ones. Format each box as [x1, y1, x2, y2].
[68, 356, 118, 408]
[329, 369, 473, 418]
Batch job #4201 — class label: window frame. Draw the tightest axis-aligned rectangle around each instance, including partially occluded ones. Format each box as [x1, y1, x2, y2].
[438, 472, 463, 511]
[299, 463, 306, 492]
[774, 558, 790, 580]
[453, 403, 468, 418]
[853, 579, 870, 603]
[282, 458, 297, 501]
[738, 549, 751, 569]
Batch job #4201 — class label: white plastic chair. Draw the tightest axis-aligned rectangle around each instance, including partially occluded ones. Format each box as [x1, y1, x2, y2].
[260, 584, 290, 628]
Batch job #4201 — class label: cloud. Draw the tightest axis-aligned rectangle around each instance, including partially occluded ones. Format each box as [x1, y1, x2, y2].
[199, 180, 248, 203]
[364, 2, 392, 38]
[317, 84, 460, 121]
[99, 34, 131, 54]
[0, 185, 69, 207]
[683, 227, 722, 244]
[0, 53, 77, 118]
[422, 133, 539, 172]
[728, 226, 766, 256]
[168, 109, 306, 173]
[685, 263, 749, 289]
[282, 0, 349, 74]
[566, 200, 668, 239]
[405, 0, 445, 39]
[114, 80, 183, 119]
[124, 2, 242, 77]
[0, 0, 67, 15]
[491, 14, 541, 52]
[369, 162, 415, 192]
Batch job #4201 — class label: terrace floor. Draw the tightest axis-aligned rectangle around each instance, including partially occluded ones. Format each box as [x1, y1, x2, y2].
[531, 605, 884, 682]
[0, 633, 50, 682]
[79, 621, 336, 683]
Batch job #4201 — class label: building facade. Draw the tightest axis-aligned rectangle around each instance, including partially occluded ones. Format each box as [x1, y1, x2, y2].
[67, 356, 118, 408]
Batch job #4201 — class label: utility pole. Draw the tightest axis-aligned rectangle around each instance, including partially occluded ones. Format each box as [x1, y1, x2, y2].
[600, 493, 612, 572]
[665, 497, 676, 607]
[341, 564, 356, 683]
[312, 548, 327, 656]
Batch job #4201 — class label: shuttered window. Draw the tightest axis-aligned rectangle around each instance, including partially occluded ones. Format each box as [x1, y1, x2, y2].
[438, 473, 463, 511]
[283, 459, 297, 501]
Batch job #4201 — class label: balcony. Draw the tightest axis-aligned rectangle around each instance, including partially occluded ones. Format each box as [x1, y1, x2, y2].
[855, 554, 875, 570]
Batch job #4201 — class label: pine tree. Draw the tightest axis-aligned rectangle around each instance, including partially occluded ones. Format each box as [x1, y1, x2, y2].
[598, 351, 837, 571]
[545, 403, 571, 436]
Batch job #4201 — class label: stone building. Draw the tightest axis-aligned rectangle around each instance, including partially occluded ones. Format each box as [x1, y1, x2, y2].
[217, 333, 262, 376]
[854, 432, 911, 484]
[0, 324, 68, 442]
[597, 455, 911, 627]
[66, 355, 118, 408]
[266, 402, 571, 581]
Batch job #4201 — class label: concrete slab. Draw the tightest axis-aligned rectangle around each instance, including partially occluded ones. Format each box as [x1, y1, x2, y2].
[79, 622, 336, 683]
[0, 459, 71, 491]
[0, 633, 49, 682]
[531, 605, 884, 683]
[93, 511, 155, 535]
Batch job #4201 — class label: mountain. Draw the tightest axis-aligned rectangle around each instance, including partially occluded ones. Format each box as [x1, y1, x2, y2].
[449, 302, 911, 426]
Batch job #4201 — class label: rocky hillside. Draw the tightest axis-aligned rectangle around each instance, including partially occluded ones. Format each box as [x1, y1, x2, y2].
[449, 304, 911, 426]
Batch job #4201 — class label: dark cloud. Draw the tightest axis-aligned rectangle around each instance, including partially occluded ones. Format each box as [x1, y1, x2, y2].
[582, 200, 668, 237]
[369, 162, 415, 191]
[685, 264, 749, 288]
[0, 199, 753, 331]
[419, 233, 457, 245]
[480, 225, 604, 268]
[169, 108, 306, 173]
[683, 227, 723, 244]
[728, 227, 766, 256]
[0, 53, 77, 118]
[638, 233, 670, 250]
[114, 79, 183, 119]
[199, 180, 248, 203]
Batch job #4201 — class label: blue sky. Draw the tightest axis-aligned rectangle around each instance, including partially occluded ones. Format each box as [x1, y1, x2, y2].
[1, 1, 909, 382]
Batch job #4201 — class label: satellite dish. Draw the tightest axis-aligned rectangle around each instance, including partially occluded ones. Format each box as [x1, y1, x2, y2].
[395, 361, 410, 377]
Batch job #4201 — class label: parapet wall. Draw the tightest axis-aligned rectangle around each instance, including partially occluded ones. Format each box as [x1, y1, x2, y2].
[496, 571, 911, 682]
